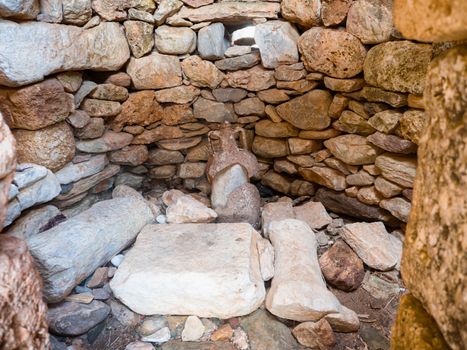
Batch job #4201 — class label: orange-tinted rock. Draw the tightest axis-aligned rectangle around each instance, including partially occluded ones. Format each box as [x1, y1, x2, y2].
[226, 65, 276, 92]
[252, 137, 288, 158]
[181, 55, 224, 89]
[280, 0, 320, 28]
[132, 126, 184, 144]
[112, 91, 164, 131]
[0, 78, 73, 130]
[0, 237, 49, 349]
[109, 145, 148, 166]
[299, 166, 347, 191]
[14, 122, 75, 172]
[276, 90, 332, 130]
[292, 319, 336, 348]
[321, 0, 352, 26]
[162, 105, 195, 126]
[298, 28, 367, 78]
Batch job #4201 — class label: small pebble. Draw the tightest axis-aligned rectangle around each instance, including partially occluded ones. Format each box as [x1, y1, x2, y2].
[141, 327, 171, 344]
[231, 327, 249, 350]
[111, 254, 125, 267]
[181, 316, 205, 342]
[156, 214, 167, 224]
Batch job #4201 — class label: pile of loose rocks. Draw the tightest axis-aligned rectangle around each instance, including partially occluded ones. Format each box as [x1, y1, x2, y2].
[0, 0, 437, 232]
[12, 185, 404, 350]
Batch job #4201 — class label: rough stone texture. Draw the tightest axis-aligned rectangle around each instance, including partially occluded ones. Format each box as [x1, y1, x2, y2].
[367, 132, 417, 154]
[380, 197, 411, 222]
[127, 52, 182, 90]
[155, 25, 196, 55]
[399, 110, 426, 144]
[280, 0, 320, 28]
[0, 237, 49, 350]
[0, 21, 130, 87]
[266, 219, 344, 321]
[240, 309, 299, 350]
[346, 0, 393, 44]
[197, 23, 229, 60]
[393, 0, 467, 42]
[299, 167, 346, 192]
[319, 240, 365, 291]
[155, 85, 200, 104]
[0, 78, 74, 130]
[112, 91, 163, 131]
[298, 28, 367, 79]
[27, 197, 153, 302]
[5, 205, 60, 239]
[0, 0, 39, 19]
[375, 153, 417, 188]
[226, 65, 275, 91]
[293, 201, 332, 230]
[292, 319, 336, 349]
[193, 98, 236, 123]
[254, 20, 299, 69]
[400, 46, 467, 349]
[62, 0, 92, 25]
[76, 130, 133, 153]
[276, 90, 332, 130]
[391, 294, 450, 350]
[174, 2, 280, 23]
[0, 114, 16, 227]
[182, 56, 224, 89]
[364, 41, 433, 95]
[252, 137, 288, 158]
[13, 122, 75, 172]
[124, 20, 154, 58]
[341, 222, 402, 271]
[47, 300, 110, 336]
[110, 223, 265, 318]
[166, 195, 217, 224]
[324, 134, 382, 165]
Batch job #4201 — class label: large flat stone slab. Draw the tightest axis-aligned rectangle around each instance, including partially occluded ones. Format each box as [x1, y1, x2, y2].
[27, 197, 153, 302]
[0, 20, 130, 87]
[110, 223, 265, 319]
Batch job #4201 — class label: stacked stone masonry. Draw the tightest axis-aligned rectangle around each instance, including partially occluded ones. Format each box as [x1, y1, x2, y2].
[1, 0, 449, 229]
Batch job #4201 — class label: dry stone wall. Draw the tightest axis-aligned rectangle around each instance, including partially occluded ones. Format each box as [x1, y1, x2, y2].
[0, 0, 443, 229]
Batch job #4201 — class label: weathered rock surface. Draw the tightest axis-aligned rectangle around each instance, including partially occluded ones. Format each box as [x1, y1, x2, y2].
[13, 122, 75, 172]
[182, 56, 224, 89]
[193, 98, 236, 123]
[0, 78, 74, 130]
[293, 201, 332, 230]
[364, 41, 433, 95]
[254, 20, 299, 69]
[166, 195, 217, 224]
[0, 0, 39, 19]
[324, 134, 382, 165]
[400, 46, 467, 349]
[27, 197, 153, 302]
[393, 0, 467, 42]
[173, 2, 280, 23]
[299, 166, 347, 191]
[48, 300, 110, 336]
[197, 23, 229, 60]
[76, 130, 133, 153]
[341, 222, 402, 271]
[375, 153, 417, 188]
[276, 90, 332, 130]
[110, 223, 265, 318]
[155, 25, 196, 55]
[226, 65, 275, 91]
[124, 20, 154, 58]
[346, 0, 393, 44]
[127, 52, 182, 90]
[319, 240, 365, 291]
[292, 319, 336, 349]
[266, 219, 343, 321]
[298, 28, 367, 78]
[0, 21, 130, 87]
[280, 0, 320, 28]
[0, 237, 49, 350]
[62, 0, 92, 25]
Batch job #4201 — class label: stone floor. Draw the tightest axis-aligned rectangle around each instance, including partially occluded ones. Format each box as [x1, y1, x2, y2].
[40, 186, 404, 350]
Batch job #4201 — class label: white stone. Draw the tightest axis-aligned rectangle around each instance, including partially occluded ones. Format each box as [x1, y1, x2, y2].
[257, 238, 274, 281]
[141, 327, 171, 344]
[16, 170, 61, 211]
[0, 21, 130, 87]
[340, 222, 402, 271]
[27, 197, 153, 302]
[325, 305, 360, 332]
[166, 195, 217, 224]
[111, 254, 125, 267]
[225, 45, 252, 58]
[110, 223, 265, 318]
[198, 23, 229, 60]
[125, 341, 155, 350]
[254, 20, 300, 69]
[181, 316, 205, 341]
[7, 184, 18, 200]
[4, 199, 21, 227]
[265, 219, 343, 321]
[210, 163, 248, 208]
[156, 214, 167, 224]
[154, 25, 196, 55]
[55, 154, 108, 185]
[13, 163, 48, 189]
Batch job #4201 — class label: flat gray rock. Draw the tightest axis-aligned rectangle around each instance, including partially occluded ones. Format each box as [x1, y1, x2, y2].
[27, 197, 153, 302]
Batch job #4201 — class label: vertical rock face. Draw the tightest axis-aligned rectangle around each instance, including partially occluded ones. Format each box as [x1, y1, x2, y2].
[393, 0, 467, 42]
[0, 237, 49, 349]
[0, 112, 16, 228]
[0, 0, 39, 19]
[400, 46, 467, 349]
[0, 21, 130, 87]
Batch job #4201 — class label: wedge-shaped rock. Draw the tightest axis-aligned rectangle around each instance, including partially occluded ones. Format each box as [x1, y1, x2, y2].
[266, 219, 343, 321]
[174, 2, 280, 23]
[341, 222, 401, 271]
[110, 223, 265, 318]
[0, 21, 130, 87]
[27, 197, 153, 302]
